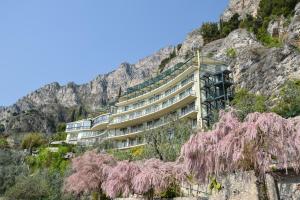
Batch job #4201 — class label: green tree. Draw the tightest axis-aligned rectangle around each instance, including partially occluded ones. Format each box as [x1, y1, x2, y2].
[199, 22, 220, 44]
[51, 132, 67, 141]
[143, 117, 194, 161]
[220, 13, 241, 37]
[5, 174, 50, 200]
[27, 146, 70, 174]
[273, 79, 300, 118]
[231, 89, 268, 119]
[0, 150, 28, 195]
[56, 122, 66, 133]
[21, 133, 46, 154]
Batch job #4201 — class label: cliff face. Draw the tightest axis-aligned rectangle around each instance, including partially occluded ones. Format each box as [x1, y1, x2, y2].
[0, 47, 175, 134]
[222, 0, 261, 21]
[216, 3, 300, 96]
[1, 1, 300, 134]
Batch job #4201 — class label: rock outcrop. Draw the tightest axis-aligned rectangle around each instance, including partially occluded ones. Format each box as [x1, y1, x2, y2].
[222, 0, 261, 21]
[203, 27, 300, 96]
[0, 46, 175, 134]
[1, 1, 300, 134]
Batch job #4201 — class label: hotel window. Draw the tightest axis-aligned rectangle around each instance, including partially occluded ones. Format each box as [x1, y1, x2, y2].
[181, 78, 188, 86]
[169, 97, 175, 104]
[189, 101, 195, 110]
[165, 88, 172, 96]
[136, 111, 142, 117]
[149, 94, 160, 103]
[146, 107, 151, 114]
[124, 106, 129, 111]
[181, 106, 188, 116]
[162, 101, 168, 107]
[147, 121, 153, 128]
[120, 128, 127, 135]
[129, 113, 135, 119]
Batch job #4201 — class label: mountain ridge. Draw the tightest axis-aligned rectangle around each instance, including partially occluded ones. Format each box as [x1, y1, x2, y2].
[1, 0, 300, 134]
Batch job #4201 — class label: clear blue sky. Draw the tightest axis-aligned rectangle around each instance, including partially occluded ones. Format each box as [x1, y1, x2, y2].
[0, 0, 228, 106]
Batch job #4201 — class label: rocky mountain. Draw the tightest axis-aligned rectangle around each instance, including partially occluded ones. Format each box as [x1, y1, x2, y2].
[0, 47, 175, 134]
[222, 0, 261, 21]
[1, 0, 300, 134]
[215, 3, 300, 96]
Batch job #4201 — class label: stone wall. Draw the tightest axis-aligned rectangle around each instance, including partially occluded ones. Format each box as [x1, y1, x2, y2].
[182, 171, 259, 200]
[115, 171, 300, 200]
[274, 172, 300, 200]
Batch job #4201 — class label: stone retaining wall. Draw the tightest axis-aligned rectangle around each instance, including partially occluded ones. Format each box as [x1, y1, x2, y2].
[115, 171, 300, 200]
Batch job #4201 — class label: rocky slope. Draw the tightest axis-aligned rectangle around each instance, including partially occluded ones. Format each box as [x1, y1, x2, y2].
[222, 0, 261, 21]
[0, 47, 175, 134]
[1, 0, 300, 134]
[216, 3, 300, 96]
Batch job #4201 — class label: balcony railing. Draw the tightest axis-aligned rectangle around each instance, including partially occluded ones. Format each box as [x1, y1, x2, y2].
[123, 57, 196, 99]
[79, 131, 107, 139]
[66, 133, 79, 142]
[107, 106, 197, 139]
[92, 114, 110, 127]
[116, 75, 194, 114]
[66, 125, 91, 132]
[114, 140, 145, 149]
[111, 89, 196, 125]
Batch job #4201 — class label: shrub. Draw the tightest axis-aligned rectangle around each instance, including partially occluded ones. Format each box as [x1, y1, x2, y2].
[51, 132, 67, 141]
[56, 122, 66, 133]
[109, 146, 145, 161]
[220, 13, 241, 37]
[257, 27, 283, 47]
[5, 174, 50, 200]
[27, 146, 70, 174]
[273, 79, 300, 118]
[226, 48, 237, 58]
[143, 118, 193, 161]
[0, 150, 28, 195]
[258, 0, 300, 19]
[231, 89, 268, 119]
[0, 138, 9, 149]
[21, 133, 46, 154]
[199, 22, 220, 44]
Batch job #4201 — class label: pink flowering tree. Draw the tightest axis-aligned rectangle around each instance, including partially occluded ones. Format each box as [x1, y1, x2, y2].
[181, 110, 300, 183]
[64, 150, 117, 199]
[132, 158, 182, 199]
[102, 160, 140, 198]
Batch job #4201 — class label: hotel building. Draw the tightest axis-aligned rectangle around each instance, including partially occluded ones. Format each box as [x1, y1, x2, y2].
[65, 53, 234, 150]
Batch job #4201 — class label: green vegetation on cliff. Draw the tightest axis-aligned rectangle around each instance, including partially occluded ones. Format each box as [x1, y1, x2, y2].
[199, 0, 300, 46]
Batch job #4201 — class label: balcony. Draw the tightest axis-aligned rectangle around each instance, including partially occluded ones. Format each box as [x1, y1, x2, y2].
[115, 74, 195, 115]
[78, 131, 107, 140]
[66, 133, 79, 144]
[66, 120, 92, 132]
[109, 89, 196, 128]
[122, 57, 197, 99]
[91, 114, 110, 131]
[114, 139, 146, 150]
[107, 105, 198, 140]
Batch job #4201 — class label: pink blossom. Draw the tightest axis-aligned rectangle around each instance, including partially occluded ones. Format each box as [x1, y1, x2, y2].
[181, 110, 300, 182]
[64, 150, 117, 195]
[102, 160, 140, 198]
